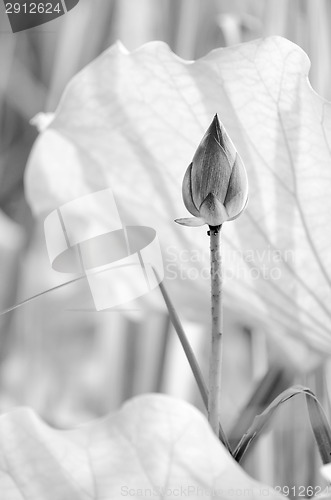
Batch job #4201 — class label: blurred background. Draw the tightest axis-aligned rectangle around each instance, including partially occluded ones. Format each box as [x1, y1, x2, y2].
[0, 0, 331, 493]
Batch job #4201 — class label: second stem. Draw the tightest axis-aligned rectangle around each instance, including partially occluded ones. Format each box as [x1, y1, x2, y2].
[208, 225, 223, 435]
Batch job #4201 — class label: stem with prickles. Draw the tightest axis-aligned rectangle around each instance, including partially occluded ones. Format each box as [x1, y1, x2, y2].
[208, 225, 224, 437]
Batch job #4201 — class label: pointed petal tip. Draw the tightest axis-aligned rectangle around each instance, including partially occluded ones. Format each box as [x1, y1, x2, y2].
[211, 113, 221, 128]
[209, 113, 223, 143]
[175, 217, 206, 227]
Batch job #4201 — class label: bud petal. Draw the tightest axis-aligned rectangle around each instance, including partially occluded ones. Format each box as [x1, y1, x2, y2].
[191, 116, 232, 208]
[176, 114, 248, 228]
[199, 193, 229, 226]
[182, 163, 200, 217]
[227, 197, 248, 222]
[175, 217, 206, 227]
[223, 154, 248, 218]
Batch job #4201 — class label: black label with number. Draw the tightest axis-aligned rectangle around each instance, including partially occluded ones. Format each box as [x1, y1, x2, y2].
[4, 0, 80, 33]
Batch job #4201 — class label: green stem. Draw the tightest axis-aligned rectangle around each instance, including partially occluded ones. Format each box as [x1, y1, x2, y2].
[208, 225, 224, 436]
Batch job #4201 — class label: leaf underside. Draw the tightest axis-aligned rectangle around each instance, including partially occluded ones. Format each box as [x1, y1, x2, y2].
[0, 395, 285, 499]
[25, 37, 331, 363]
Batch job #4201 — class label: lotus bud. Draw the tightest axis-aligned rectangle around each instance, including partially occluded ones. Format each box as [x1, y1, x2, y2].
[175, 114, 248, 228]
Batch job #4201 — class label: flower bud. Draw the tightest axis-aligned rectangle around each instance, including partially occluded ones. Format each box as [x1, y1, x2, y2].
[175, 114, 248, 227]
